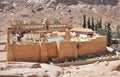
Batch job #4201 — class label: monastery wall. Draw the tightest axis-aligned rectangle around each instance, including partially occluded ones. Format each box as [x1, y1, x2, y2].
[7, 36, 107, 62]
[77, 36, 107, 56]
[7, 44, 41, 62]
[58, 41, 78, 61]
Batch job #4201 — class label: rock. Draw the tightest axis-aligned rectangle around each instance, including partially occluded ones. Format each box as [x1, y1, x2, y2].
[68, 9, 71, 12]
[31, 9, 36, 13]
[36, 7, 43, 11]
[47, 2, 56, 9]
[32, 64, 41, 68]
[28, 75, 38, 77]
[20, 14, 29, 17]
[70, 16, 73, 19]
[0, 63, 7, 70]
[50, 0, 57, 4]
[66, 70, 71, 74]
[113, 64, 120, 71]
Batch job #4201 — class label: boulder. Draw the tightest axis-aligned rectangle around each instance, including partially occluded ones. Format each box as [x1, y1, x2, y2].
[113, 64, 120, 71]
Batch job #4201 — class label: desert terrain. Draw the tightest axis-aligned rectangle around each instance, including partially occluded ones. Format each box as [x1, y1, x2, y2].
[0, 60, 120, 77]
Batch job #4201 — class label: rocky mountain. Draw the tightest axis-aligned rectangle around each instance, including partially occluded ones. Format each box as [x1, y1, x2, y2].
[0, 0, 120, 31]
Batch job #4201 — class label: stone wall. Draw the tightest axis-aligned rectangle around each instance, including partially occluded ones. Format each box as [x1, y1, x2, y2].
[77, 36, 107, 56]
[7, 36, 107, 62]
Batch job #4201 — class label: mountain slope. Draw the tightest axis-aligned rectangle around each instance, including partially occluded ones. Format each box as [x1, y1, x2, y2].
[0, 0, 120, 31]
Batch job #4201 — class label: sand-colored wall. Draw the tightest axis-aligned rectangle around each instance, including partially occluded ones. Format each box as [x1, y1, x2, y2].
[40, 43, 48, 62]
[40, 42, 58, 62]
[77, 36, 107, 56]
[7, 36, 107, 62]
[7, 44, 41, 62]
[58, 41, 78, 61]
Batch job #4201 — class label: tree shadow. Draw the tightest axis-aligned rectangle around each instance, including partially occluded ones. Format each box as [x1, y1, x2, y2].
[79, 0, 119, 6]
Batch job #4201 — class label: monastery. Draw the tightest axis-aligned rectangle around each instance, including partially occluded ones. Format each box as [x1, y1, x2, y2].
[7, 20, 107, 63]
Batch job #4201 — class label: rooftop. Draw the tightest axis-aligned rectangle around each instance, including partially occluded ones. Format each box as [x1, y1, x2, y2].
[70, 27, 94, 35]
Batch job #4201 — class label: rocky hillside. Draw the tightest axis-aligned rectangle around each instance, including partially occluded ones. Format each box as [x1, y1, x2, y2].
[0, 0, 120, 31]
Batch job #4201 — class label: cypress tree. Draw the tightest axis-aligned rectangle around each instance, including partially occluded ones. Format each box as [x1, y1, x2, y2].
[95, 20, 99, 33]
[95, 23, 97, 33]
[87, 17, 91, 29]
[83, 14, 86, 28]
[116, 25, 120, 38]
[98, 19, 102, 28]
[105, 23, 107, 30]
[91, 16, 94, 31]
[107, 22, 111, 46]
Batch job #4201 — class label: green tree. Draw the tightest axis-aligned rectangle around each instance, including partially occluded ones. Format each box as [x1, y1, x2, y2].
[105, 23, 107, 30]
[87, 17, 91, 29]
[53, 19, 61, 24]
[116, 25, 120, 38]
[95, 20, 98, 33]
[15, 20, 24, 24]
[98, 19, 102, 28]
[117, 45, 120, 52]
[116, 25, 120, 32]
[83, 14, 86, 28]
[107, 22, 111, 46]
[91, 16, 94, 30]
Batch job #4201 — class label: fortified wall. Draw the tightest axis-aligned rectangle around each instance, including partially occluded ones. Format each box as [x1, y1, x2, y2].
[7, 36, 107, 62]
[7, 23, 107, 62]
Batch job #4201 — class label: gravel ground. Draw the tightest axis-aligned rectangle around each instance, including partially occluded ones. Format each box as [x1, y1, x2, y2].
[0, 52, 7, 61]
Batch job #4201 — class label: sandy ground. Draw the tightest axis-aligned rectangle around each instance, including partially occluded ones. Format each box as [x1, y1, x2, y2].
[0, 60, 120, 77]
[0, 52, 7, 61]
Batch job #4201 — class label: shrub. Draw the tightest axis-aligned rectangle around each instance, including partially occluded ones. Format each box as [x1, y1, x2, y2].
[97, 28, 107, 35]
[53, 19, 61, 24]
[110, 46, 117, 50]
[117, 45, 120, 52]
[15, 20, 24, 24]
